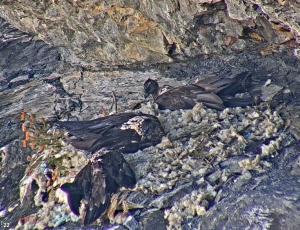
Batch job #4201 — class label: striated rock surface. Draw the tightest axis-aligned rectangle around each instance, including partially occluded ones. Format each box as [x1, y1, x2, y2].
[0, 0, 299, 67]
[199, 143, 300, 230]
[0, 18, 62, 91]
[0, 1, 300, 230]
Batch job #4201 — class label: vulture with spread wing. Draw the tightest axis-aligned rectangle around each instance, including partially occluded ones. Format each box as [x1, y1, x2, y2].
[57, 112, 164, 224]
[60, 150, 136, 225]
[144, 72, 256, 110]
[56, 112, 164, 154]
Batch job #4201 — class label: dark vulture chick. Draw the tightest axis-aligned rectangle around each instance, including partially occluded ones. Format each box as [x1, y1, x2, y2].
[55, 112, 165, 154]
[144, 72, 255, 110]
[60, 150, 136, 225]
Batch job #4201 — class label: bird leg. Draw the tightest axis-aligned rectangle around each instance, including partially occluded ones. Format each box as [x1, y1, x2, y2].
[122, 199, 129, 216]
[107, 194, 119, 222]
[107, 193, 129, 224]
[107, 191, 143, 224]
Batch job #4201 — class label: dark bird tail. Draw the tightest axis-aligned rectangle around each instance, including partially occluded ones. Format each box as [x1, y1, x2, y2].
[60, 163, 92, 216]
[217, 71, 252, 96]
[60, 183, 83, 216]
[195, 71, 252, 96]
[60, 151, 136, 225]
[222, 96, 256, 108]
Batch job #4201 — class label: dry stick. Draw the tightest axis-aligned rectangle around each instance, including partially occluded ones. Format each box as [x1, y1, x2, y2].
[110, 91, 118, 114]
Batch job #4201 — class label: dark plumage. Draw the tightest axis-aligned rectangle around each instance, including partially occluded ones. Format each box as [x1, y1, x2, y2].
[56, 112, 165, 224]
[56, 112, 165, 154]
[60, 150, 136, 225]
[144, 72, 256, 110]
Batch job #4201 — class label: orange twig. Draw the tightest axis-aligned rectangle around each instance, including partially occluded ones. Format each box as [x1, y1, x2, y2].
[22, 140, 28, 148]
[30, 114, 36, 126]
[25, 132, 31, 141]
[22, 123, 27, 133]
[38, 145, 46, 153]
[30, 142, 36, 150]
[20, 112, 27, 121]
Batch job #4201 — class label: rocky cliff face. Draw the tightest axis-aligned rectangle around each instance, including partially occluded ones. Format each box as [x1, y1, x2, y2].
[1, 1, 300, 230]
[0, 0, 299, 67]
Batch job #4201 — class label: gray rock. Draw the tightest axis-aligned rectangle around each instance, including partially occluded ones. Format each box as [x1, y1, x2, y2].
[199, 144, 300, 230]
[1, 11, 300, 230]
[141, 209, 167, 230]
[232, 170, 252, 190]
[149, 182, 194, 209]
[0, 0, 298, 66]
[0, 18, 62, 89]
[124, 216, 140, 230]
[261, 84, 283, 102]
[219, 156, 247, 174]
[205, 169, 222, 185]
